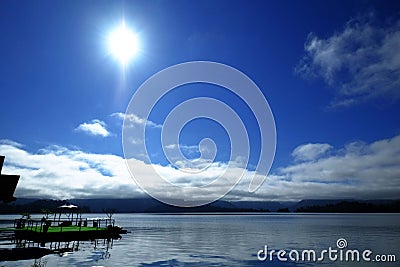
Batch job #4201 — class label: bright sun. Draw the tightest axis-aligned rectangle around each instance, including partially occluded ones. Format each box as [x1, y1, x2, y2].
[108, 22, 139, 66]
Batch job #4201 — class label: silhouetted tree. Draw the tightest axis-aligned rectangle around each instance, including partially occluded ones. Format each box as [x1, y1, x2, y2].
[103, 208, 116, 219]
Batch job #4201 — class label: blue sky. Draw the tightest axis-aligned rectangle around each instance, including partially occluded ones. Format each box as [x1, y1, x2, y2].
[1, 0, 399, 202]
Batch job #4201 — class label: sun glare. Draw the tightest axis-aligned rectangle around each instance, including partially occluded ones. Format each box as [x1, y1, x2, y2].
[108, 22, 139, 66]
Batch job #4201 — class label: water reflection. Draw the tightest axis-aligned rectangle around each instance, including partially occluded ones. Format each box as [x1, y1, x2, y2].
[1, 234, 115, 265]
[1, 214, 399, 266]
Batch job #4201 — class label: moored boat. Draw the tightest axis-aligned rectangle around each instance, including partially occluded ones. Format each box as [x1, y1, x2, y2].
[1, 204, 127, 243]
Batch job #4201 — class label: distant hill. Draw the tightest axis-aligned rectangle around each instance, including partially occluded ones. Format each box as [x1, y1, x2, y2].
[296, 200, 400, 213]
[0, 199, 67, 214]
[291, 199, 356, 212]
[0, 198, 269, 214]
[229, 201, 289, 211]
[0, 198, 399, 214]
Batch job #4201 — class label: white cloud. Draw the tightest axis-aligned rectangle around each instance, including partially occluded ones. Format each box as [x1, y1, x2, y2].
[164, 144, 177, 150]
[1, 135, 399, 201]
[0, 139, 24, 148]
[75, 119, 111, 137]
[296, 14, 400, 107]
[164, 143, 199, 155]
[224, 135, 400, 201]
[292, 143, 332, 161]
[111, 112, 162, 128]
[110, 112, 128, 121]
[111, 112, 162, 164]
[270, 135, 400, 200]
[162, 141, 221, 172]
[0, 143, 141, 199]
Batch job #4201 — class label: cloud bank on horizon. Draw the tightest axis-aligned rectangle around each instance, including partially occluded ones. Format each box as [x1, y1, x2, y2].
[1, 133, 399, 201]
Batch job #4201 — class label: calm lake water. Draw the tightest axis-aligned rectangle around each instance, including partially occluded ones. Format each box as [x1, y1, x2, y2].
[0, 213, 399, 266]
